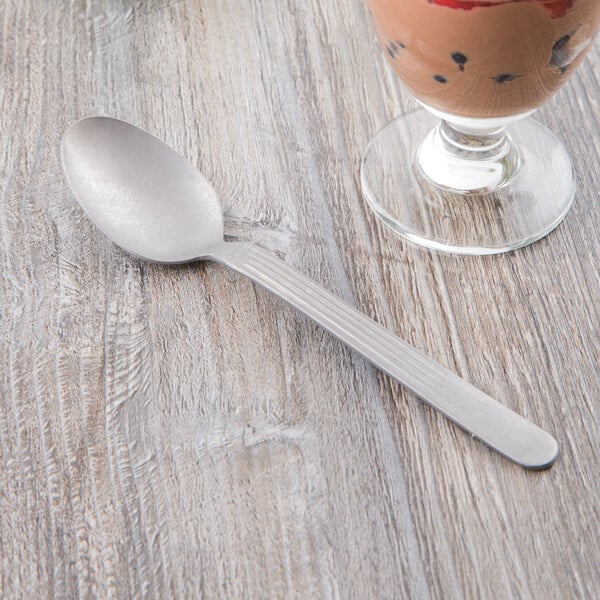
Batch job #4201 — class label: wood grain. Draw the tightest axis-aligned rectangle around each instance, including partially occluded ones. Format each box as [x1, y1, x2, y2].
[1, 0, 599, 598]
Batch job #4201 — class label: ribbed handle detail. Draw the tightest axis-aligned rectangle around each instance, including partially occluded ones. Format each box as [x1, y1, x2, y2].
[214, 242, 558, 469]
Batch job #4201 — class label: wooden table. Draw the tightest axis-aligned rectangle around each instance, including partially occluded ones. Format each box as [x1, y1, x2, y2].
[2, 1, 599, 598]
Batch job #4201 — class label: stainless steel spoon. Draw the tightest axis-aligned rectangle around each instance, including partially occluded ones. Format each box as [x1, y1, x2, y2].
[61, 116, 559, 469]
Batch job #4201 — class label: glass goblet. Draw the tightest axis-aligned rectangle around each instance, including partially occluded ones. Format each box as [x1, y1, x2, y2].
[362, 0, 600, 254]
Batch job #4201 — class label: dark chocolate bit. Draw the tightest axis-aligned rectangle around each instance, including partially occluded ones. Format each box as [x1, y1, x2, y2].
[451, 52, 468, 71]
[386, 41, 405, 59]
[491, 73, 523, 84]
[550, 33, 573, 68]
[553, 34, 571, 52]
[433, 74, 448, 84]
[549, 25, 583, 70]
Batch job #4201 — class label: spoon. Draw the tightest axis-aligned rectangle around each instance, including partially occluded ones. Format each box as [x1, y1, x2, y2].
[60, 116, 558, 470]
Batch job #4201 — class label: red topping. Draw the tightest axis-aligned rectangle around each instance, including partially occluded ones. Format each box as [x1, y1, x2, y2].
[543, 0, 574, 18]
[429, 0, 574, 18]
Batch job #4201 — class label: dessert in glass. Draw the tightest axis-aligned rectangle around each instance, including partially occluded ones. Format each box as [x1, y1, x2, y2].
[361, 0, 600, 254]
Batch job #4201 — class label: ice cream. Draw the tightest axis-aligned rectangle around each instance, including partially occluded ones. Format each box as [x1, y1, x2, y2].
[367, 0, 600, 117]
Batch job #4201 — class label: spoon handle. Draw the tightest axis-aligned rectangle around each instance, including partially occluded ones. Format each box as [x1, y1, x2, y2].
[214, 242, 558, 469]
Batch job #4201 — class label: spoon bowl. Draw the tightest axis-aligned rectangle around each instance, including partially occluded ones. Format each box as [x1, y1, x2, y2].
[61, 116, 224, 262]
[60, 116, 559, 470]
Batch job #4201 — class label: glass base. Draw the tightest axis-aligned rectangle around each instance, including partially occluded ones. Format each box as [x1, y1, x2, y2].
[360, 108, 575, 255]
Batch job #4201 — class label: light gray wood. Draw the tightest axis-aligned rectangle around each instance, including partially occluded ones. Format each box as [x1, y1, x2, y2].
[1, 0, 599, 598]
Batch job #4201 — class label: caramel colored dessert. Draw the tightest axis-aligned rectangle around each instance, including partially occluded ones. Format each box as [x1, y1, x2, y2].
[367, 0, 600, 117]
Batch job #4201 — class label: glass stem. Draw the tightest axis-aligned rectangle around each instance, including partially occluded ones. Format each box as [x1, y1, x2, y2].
[439, 120, 513, 161]
[416, 119, 523, 194]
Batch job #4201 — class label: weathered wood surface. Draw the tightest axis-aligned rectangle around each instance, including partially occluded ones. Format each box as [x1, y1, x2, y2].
[1, 1, 599, 598]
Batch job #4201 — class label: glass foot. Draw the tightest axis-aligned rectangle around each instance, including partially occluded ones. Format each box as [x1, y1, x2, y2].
[360, 108, 575, 255]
